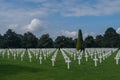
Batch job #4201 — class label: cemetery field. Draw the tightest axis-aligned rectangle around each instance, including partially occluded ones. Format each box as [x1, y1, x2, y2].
[0, 49, 120, 80]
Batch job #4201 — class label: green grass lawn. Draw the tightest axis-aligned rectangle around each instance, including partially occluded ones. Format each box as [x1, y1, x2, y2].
[0, 50, 120, 80]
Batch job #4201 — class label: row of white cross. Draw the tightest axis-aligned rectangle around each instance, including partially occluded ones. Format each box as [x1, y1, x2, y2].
[27, 49, 56, 64]
[62, 49, 83, 65]
[51, 49, 58, 66]
[0, 48, 118, 70]
[0, 49, 56, 64]
[61, 48, 117, 68]
[0, 49, 25, 60]
[61, 49, 71, 69]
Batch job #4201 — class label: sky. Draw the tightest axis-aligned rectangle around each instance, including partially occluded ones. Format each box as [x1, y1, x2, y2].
[0, 0, 120, 39]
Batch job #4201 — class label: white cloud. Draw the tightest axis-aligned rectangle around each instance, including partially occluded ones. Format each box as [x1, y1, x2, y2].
[7, 18, 46, 34]
[54, 30, 77, 39]
[0, 0, 120, 24]
[116, 27, 120, 34]
[1, 0, 120, 20]
[36, 0, 120, 17]
[61, 0, 120, 16]
[0, 0, 120, 37]
[83, 32, 96, 39]
[52, 30, 96, 40]
[8, 24, 19, 29]
[24, 18, 44, 32]
[61, 30, 77, 38]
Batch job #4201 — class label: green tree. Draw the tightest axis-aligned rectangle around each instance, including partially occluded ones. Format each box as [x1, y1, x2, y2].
[76, 29, 84, 51]
[95, 35, 104, 47]
[84, 36, 95, 48]
[37, 34, 53, 48]
[54, 36, 75, 48]
[3, 29, 21, 48]
[103, 27, 119, 47]
[0, 34, 4, 48]
[22, 32, 38, 48]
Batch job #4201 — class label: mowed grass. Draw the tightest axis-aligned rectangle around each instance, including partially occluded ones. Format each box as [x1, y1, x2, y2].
[0, 50, 120, 80]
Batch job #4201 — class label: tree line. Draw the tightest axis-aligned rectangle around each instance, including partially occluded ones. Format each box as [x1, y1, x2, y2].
[0, 27, 120, 48]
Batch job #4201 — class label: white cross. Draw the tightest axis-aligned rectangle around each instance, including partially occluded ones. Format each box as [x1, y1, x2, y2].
[44, 54, 47, 60]
[21, 55, 24, 61]
[51, 58, 55, 66]
[29, 55, 32, 62]
[36, 53, 38, 59]
[71, 53, 73, 58]
[66, 58, 71, 69]
[102, 53, 105, 60]
[7, 51, 10, 59]
[99, 54, 102, 63]
[13, 53, 16, 60]
[2, 52, 5, 59]
[39, 56, 42, 64]
[85, 53, 88, 62]
[90, 53, 93, 59]
[93, 56, 98, 67]
[77, 56, 81, 65]
[115, 57, 119, 65]
[73, 53, 76, 60]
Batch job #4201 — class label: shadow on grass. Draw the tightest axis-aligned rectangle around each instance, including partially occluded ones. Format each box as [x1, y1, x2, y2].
[0, 64, 42, 79]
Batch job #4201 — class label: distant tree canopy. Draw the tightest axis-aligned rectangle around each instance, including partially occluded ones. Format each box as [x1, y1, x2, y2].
[84, 36, 95, 48]
[3, 29, 21, 48]
[0, 27, 120, 48]
[103, 27, 120, 47]
[95, 35, 104, 48]
[54, 36, 75, 48]
[22, 32, 38, 48]
[84, 27, 120, 48]
[37, 34, 53, 48]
